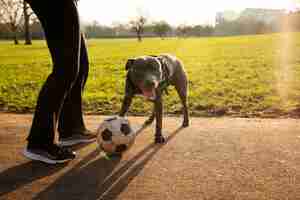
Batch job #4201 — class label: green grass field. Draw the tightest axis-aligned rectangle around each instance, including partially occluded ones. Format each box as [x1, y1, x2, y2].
[1, 33, 300, 117]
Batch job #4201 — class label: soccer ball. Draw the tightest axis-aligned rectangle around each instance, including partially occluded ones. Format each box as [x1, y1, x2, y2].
[96, 116, 136, 155]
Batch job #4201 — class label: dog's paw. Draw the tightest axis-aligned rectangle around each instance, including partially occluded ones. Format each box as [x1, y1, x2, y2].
[182, 121, 189, 128]
[155, 135, 166, 144]
[144, 119, 154, 126]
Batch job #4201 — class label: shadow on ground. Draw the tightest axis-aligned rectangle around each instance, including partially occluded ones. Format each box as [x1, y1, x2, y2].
[0, 141, 94, 198]
[0, 161, 67, 197]
[31, 127, 184, 200]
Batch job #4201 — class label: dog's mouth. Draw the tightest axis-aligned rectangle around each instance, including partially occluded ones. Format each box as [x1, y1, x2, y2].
[142, 88, 156, 100]
[139, 84, 157, 100]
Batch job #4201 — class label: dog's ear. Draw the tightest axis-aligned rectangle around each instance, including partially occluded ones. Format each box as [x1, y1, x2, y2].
[125, 59, 135, 71]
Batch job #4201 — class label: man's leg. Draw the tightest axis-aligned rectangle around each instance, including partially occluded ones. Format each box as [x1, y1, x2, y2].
[23, 0, 80, 164]
[58, 34, 96, 146]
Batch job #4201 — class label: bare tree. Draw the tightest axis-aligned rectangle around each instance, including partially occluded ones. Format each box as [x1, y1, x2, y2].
[23, 0, 35, 45]
[129, 16, 147, 42]
[0, 0, 24, 44]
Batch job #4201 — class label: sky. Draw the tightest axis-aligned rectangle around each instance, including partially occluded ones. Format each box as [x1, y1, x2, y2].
[78, 0, 300, 26]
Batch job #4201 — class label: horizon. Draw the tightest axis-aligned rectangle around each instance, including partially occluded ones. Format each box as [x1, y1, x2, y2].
[78, 0, 299, 26]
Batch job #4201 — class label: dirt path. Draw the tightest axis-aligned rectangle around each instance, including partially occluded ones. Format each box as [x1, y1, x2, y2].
[0, 113, 299, 200]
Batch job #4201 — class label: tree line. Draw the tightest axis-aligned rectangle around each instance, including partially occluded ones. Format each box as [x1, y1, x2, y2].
[67, 10, 300, 41]
[214, 10, 300, 36]
[0, 0, 299, 44]
[82, 19, 215, 40]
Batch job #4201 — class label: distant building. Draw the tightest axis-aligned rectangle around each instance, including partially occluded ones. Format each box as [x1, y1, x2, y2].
[214, 8, 287, 36]
[215, 11, 239, 25]
[239, 8, 286, 24]
[216, 8, 286, 25]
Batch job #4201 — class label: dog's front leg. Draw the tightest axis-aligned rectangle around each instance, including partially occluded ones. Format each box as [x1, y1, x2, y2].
[154, 93, 165, 143]
[143, 107, 155, 126]
[119, 94, 133, 117]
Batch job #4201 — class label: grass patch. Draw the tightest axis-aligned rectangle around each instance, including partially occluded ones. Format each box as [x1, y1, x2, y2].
[1, 33, 300, 117]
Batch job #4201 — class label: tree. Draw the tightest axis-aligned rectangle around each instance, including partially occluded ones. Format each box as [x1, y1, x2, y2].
[176, 24, 192, 38]
[129, 16, 147, 42]
[30, 20, 44, 39]
[111, 22, 131, 37]
[0, 0, 24, 44]
[23, 0, 35, 45]
[84, 21, 115, 38]
[84, 20, 100, 38]
[190, 25, 214, 37]
[152, 21, 171, 39]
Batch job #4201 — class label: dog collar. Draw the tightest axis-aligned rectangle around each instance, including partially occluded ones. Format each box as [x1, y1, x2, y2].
[158, 80, 170, 95]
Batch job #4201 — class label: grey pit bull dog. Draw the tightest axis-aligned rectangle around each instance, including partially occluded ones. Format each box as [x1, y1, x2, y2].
[119, 54, 189, 143]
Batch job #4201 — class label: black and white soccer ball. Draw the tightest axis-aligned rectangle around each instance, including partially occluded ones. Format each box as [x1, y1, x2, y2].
[96, 116, 136, 155]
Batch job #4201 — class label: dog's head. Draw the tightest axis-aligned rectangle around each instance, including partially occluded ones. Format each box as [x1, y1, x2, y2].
[126, 56, 163, 100]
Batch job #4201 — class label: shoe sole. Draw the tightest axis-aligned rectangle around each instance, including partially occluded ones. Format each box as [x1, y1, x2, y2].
[23, 148, 74, 164]
[58, 138, 96, 147]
